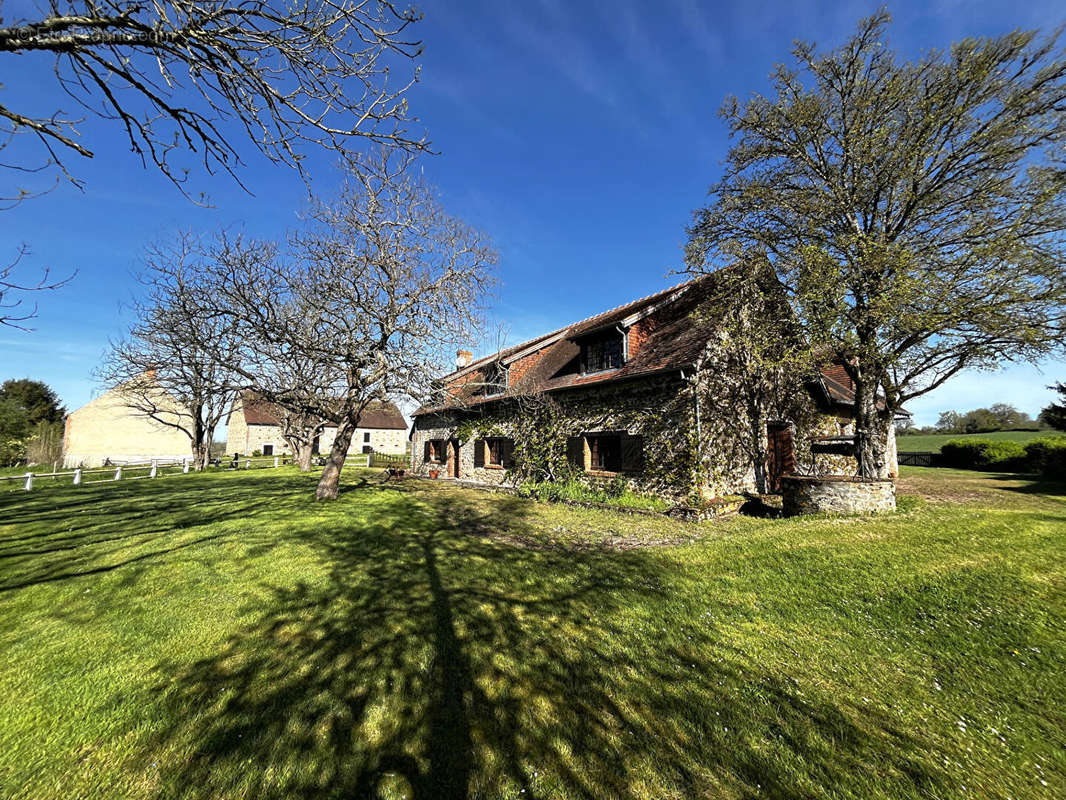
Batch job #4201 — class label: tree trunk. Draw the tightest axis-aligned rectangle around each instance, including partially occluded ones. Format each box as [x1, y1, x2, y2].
[748, 392, 770, 494]
[315, 420, 354, 500]
[193, 441, 211, 471]
[853, 377, 892, 479]
[296, 443, 314, 472]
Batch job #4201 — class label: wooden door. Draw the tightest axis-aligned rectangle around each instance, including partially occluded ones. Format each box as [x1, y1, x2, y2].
[447, 439, 460, 478]
[766, 422, 795, 492]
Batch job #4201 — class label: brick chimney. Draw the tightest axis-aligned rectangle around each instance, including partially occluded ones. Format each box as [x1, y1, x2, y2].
[456, 349, 473, 368]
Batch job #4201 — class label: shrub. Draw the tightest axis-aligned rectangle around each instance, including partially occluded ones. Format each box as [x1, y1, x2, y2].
[1023, 437, 1066, 476]
[940, 439, 1028, 471]
[251, 449, 263, 457]
[516, 479, 669, 511]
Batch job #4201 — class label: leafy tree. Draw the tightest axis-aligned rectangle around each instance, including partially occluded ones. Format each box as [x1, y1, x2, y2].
[686, 11, 1066, 478]
[0, 398, 29, 465]
[0, 379, 65, 425]
[962, 408, 1000, 434]
[1040, 382, 1066, 430]
[935, 411, 964, 434]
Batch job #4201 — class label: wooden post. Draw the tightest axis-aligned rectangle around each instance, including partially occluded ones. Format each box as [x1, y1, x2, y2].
[73, 468, 82, 486]
[114, 466, 122, 481]
[182, 458, 190, 473]
[150, 461, 158, 478]
[24, 472, 33, 491]
[273, 456, 279, 468]
[244, 458, 251, 469]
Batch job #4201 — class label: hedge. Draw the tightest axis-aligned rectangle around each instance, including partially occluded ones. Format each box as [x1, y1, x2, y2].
[940, 439, 1028, 471]
[937, 436, 1066, 475]
[1024, 437, 1066, 477]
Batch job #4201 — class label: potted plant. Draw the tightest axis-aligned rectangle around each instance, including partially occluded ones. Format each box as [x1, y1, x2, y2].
[428, 467, 440, 479]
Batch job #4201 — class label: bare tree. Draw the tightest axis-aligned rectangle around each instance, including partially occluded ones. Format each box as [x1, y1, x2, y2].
[0, 0, 425, 201]
[0, 246, 74, 329]
[98, 232, 242, 468]
[277, 408, 330, 471]
[205, 152, 496, 499]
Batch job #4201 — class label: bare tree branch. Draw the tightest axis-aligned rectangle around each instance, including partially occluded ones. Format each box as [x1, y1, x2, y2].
[1, 0, 427, 203]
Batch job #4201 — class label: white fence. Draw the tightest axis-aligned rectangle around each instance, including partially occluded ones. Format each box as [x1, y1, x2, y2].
[1, 455, 291, 493]
[1, 452, 373, 494]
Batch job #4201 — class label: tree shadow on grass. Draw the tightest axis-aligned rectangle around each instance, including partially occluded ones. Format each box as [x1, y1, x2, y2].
[140, 485, 948, 800]
[0, 472, 331, 592]
[986, 472, 1066, 498]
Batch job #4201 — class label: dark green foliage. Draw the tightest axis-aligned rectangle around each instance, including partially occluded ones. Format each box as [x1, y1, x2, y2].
[930, 435, 1066, 473]
[1024, 437, 1066, 476]
[0, 379, 64, 426]
[0, 398, 29, 465]
[1040, 382, 1066, 431]
[940, 439, 1029, 471]
[0, 379, 66, 465]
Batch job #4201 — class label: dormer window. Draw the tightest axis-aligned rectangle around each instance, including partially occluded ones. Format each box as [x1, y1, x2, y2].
[580, 329, 625, 374]
[484, 362, 508, 395]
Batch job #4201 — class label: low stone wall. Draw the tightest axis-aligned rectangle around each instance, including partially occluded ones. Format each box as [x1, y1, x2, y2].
[780, 475, 896, 516]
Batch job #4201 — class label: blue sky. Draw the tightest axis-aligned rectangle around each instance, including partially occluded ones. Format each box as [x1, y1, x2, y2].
[3, 0, 1065, 427]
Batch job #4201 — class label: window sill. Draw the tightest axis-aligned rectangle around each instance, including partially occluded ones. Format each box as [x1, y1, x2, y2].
[586, 469, 623, 478]
[483, 463, 505, 470]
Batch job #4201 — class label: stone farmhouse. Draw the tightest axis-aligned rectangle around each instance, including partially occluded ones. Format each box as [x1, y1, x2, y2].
[226, 392, 408, 457]
[63, 382, 190, 468]
[411, 277, 898, 499]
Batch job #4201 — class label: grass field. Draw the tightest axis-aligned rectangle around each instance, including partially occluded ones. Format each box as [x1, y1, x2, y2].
[1, 466, 1064, 799]
[896, 429, 1060, 452]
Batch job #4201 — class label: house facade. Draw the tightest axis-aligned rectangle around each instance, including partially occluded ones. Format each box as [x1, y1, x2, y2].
[411, 277, 897, 499]
[226, 393, 407, 457]
[62, 383, 191, 468]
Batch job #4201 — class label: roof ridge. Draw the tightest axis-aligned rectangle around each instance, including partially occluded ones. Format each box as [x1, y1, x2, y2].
[564, 277, 694, 330]
[441, 277, 696, 379]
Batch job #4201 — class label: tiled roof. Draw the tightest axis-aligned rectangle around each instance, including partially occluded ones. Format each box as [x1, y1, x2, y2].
[417, 273, 868, 417]
[416, 278, 718, 414]
[237, 392, 407, 429]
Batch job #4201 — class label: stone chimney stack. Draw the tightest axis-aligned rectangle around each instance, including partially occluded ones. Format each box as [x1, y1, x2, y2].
[456, 349, 473, 369]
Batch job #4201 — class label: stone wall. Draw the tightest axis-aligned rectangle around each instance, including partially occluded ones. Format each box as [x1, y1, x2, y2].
[412, 369, 876, 502]
[227, 420, 406, 457]
[411, 375, 695, 495]
[780, 475, 896, 515]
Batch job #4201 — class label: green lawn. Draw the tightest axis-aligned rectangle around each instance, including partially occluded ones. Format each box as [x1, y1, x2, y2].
[1, 467, 1064, 799]
[897, 429, 1059, 452]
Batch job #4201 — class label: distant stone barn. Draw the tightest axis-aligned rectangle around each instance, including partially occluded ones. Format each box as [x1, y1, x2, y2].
[410, 277, 898, 499]
[226, 393, 408, 457]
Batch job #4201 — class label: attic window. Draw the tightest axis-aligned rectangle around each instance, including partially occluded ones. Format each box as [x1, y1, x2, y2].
[484, 362, 508, 395]
[581, 330, 625, 373]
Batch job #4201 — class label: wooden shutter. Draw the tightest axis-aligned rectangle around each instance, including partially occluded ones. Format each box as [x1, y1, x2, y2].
[621, 434, 644, 473]
[424, 440, 431, 462]
[567, 436, 585, 470]
[502, 438, 515, 468]
[474, 439, 486, 467]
